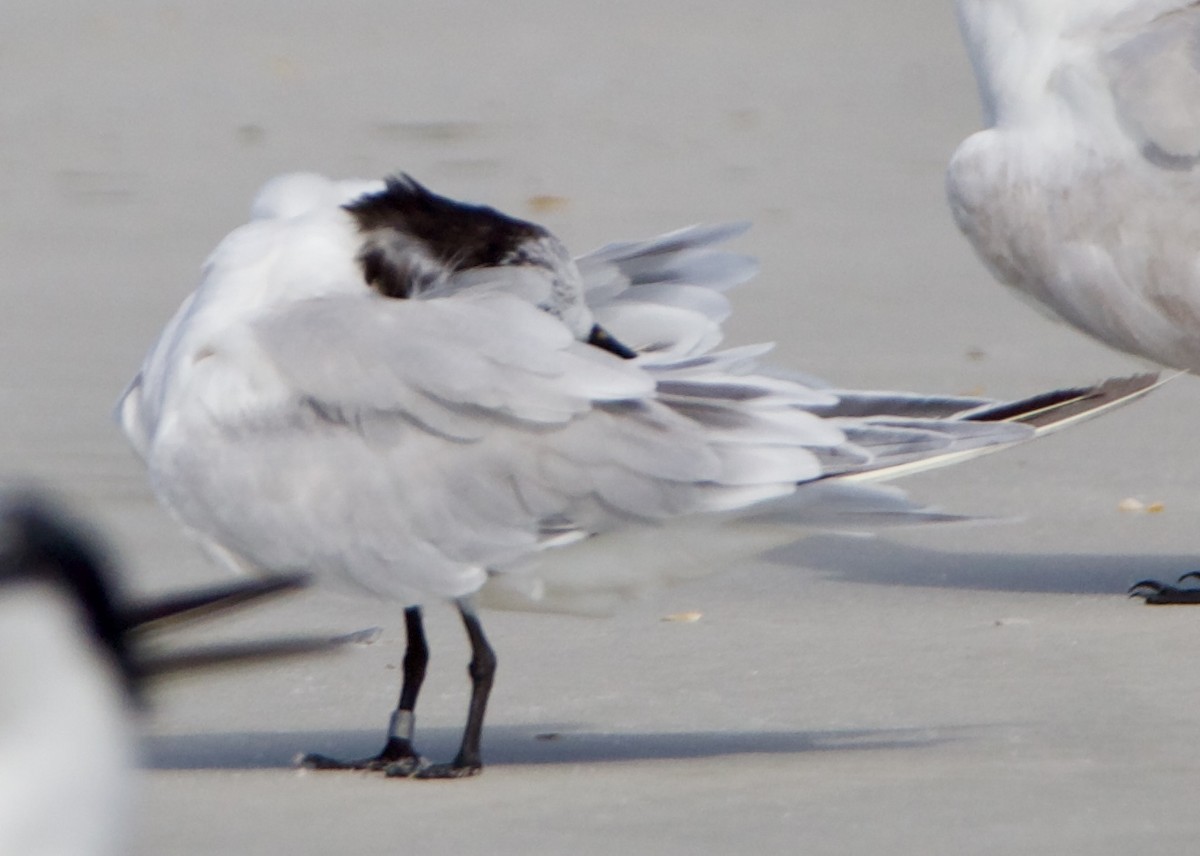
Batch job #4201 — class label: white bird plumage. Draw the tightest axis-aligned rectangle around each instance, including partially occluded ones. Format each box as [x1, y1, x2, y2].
[118, 172, 1157, 775]
[0, 538, 134, 856]
[949, 0, 1200, 603]
[949, 0, 1200, 372]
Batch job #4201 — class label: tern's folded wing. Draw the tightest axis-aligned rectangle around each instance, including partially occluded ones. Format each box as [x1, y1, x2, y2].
[1102, 5, 1200, 170]
[240, 291, 653, 439]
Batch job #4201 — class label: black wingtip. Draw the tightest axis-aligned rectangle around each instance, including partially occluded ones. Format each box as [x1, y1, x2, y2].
[136, 632, 353, 679]
[963, 373, 1161, 429]
[0, 494, 140, 696]
[121, 572, 311, 634]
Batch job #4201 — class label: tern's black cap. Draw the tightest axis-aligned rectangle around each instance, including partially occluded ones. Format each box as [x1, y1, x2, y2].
[0, 495, 140, 698]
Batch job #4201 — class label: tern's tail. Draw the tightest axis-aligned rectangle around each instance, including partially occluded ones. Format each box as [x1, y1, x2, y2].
[829, 372, 1164, 485]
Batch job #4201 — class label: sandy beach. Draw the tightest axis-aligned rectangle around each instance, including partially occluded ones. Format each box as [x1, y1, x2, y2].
[4, 2, 1200, 853]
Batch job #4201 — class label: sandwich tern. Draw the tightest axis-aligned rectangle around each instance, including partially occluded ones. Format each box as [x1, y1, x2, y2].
[120, 172, 1158, 777]
[948, 0, 1200, 602]
[0, 492, 346, 855]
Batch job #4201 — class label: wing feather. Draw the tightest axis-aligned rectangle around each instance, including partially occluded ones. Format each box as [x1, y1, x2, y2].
[1102, 5, 1200, 167]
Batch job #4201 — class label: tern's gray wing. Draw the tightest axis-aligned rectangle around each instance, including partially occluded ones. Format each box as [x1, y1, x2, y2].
[577, 223, 755, 326]
[574, 223, 759, 360]
[576, 222, 1039, 480]
[163, 290, 851, 602]
[1102, 3, 1200, 169]
[249, 291, 651, 438]
[578, 221, 757, 295]
[247, 290, 843, 501]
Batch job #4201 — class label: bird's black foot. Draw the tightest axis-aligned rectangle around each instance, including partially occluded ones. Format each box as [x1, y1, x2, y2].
[1129, 573, 1200, 604]
[403, 758, 482, 780]
[380, 755, 430, 778]
[299, 737, 426, 772]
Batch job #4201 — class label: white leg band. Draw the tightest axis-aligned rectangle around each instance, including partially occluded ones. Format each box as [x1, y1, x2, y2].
[388, 710, 415, 741]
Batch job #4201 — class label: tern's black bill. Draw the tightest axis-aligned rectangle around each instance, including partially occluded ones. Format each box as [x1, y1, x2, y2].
[587, 324, 638, 359]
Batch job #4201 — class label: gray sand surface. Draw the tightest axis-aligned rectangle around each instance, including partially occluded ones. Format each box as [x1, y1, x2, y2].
[4, 3, 1200, 854]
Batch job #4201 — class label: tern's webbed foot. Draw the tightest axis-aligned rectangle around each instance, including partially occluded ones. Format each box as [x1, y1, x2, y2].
[1129, 574, 1200, 605]
[387, 748, 482, 779]
[405, 759, 482, 780]
[299, 737, 426, 772]
[380, 755, 430, 778]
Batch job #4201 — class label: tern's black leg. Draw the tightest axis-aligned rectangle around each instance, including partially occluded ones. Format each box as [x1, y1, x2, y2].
[301, 606, 430, 772]
[1130, 573, 1200, 605]
[402, 598, 496, 779]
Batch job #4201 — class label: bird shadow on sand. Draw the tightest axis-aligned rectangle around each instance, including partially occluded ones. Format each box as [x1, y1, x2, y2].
[768, 535, 1195, 596]
[142, 723, 967, 771]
